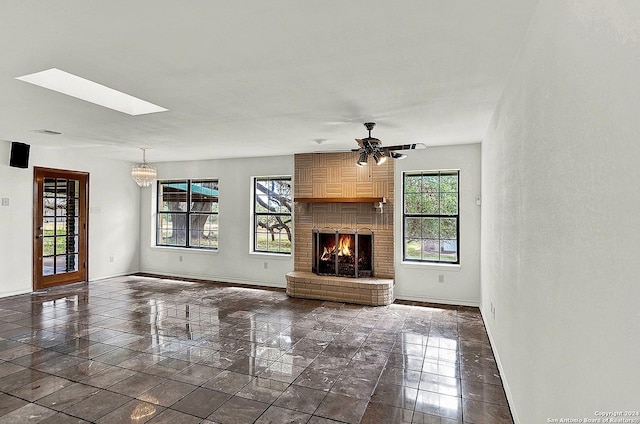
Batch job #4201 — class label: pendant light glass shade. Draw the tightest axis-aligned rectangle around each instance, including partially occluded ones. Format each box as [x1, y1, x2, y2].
[131, 148, 156, 187]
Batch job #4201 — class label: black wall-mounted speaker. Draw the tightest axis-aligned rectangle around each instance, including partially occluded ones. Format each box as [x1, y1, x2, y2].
[9, 142, 30, 168]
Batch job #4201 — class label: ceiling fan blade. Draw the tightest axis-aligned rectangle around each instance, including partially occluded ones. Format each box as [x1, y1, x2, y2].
[382, 143, 426, 152]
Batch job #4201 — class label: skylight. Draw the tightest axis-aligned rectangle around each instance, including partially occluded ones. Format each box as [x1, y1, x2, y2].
[15, 68, 168, 116]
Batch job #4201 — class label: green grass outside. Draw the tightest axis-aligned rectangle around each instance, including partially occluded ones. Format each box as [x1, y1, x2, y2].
[405, 240, 457, 262]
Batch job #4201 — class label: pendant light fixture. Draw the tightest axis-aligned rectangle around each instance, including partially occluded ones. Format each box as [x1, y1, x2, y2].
[131, 148, 156, 187]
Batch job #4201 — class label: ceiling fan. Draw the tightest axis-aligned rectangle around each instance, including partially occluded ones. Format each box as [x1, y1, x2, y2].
[354, 122, 425, 167]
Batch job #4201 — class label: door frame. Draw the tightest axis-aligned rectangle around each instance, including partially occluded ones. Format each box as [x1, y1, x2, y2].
[33, 167, 89, 290]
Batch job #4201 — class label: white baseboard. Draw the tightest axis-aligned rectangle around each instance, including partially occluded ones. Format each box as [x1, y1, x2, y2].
[480, 305, 520, 424]
[394, 292, 479, 307]
[0, 288, 32, 299]
[88, 271, 135, 282]
[138, 269, 287, 289]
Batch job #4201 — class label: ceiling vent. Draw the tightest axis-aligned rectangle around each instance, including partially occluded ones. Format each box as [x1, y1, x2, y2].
[30, 129, 62, 135]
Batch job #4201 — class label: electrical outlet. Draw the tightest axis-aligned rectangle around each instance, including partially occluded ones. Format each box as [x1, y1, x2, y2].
[263, 262, 268, 269]
[1, 198, 9, 206]
[179, 256, 183, 262]
[109, 256, 114, 263]
[438, 274, 445, 283]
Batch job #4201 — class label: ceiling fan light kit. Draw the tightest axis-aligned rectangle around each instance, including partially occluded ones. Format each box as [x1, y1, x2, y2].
[390, 151, 407, 159]
[357, 151, 369, 167]
[353, 122, 419, 167]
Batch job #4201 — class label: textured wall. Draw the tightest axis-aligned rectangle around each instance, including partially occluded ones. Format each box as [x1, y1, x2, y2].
[140, 155, 294, 288]
[482, 0, 640, 421]
[0, 143, 141, 297]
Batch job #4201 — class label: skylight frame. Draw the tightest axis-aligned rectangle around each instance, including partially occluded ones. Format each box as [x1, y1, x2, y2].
[15, 68, 168, 116]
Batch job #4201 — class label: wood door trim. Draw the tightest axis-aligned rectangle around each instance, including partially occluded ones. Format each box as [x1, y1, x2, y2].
[33, 167, 90, 290]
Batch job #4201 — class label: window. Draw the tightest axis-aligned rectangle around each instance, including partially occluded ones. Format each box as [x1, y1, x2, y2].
[157, 180, 218, 249]
[253, 177, 292, 254]
[403, 170, 459, 263]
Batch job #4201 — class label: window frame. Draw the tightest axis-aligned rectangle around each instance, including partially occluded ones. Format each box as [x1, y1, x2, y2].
[402, 170, 460, 264]
[253, 176, 293, 255]
[156, 179, 219, 250]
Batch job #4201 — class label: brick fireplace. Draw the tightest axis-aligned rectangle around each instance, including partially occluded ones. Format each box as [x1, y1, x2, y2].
[285, 152, 394, 305]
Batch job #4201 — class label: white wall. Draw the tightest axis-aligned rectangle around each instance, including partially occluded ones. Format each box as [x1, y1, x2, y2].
[139, 155, 294, 288]
[394, 144, 481, 306]
[482, 1, 640, 422]
[0, 142, 140, 297]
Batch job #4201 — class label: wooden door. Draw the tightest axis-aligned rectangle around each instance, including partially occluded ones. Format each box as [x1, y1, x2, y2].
[33, 167, 88, 290]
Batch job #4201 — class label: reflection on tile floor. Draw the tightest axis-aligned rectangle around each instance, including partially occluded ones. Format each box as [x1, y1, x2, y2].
[0, 275, 512, 423]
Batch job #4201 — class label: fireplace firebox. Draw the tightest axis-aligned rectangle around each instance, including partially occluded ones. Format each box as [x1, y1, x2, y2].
[312, 228, 373, 278]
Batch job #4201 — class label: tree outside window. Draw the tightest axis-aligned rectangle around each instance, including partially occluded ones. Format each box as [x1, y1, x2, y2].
[157, 180, 218, 249]
[254, 177, 292, 254]
[403, 171, 459, 263]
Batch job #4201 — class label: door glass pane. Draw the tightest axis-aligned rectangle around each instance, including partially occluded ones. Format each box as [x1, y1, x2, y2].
[56, 198, 67, 216]
[44, 178, 56, 196]
[43, 217, 55, 256]
[68, 180, 79, 198]
[55, 236, 67, 255]
[42, 218, 55, 256]
[67, 236, 79, 254]
[43, 256, 55, 276]
[43, 236, 55, 256]
[55, 179, 68, 195]
[55, 218, 67, 235]
[43, 198, 55, 216]
[55, 255, 67, 274]
[67, 254, 78, 272]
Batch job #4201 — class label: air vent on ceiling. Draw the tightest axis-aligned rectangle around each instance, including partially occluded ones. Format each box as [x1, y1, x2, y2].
[31, 129, 62, 135]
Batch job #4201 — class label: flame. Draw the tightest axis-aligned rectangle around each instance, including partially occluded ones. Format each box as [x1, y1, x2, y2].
[337, 235, 352, 256]
[320, 235, 353, 260]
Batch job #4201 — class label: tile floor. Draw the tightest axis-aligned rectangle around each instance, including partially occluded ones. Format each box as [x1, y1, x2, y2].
[0, 275, 512, 424]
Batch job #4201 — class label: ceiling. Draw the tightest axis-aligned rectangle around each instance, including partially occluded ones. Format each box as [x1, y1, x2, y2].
[0, 1, 539, 163]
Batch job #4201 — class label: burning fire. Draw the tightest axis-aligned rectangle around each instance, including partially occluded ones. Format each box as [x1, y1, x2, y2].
[321, 235, 353, 260]
[338, 236, 352, 256]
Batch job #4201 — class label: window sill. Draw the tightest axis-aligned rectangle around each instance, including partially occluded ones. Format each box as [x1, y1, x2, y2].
[151, 246, 219, 256]
[249, 252, 292, 260]
[400, 261, 461, 271]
